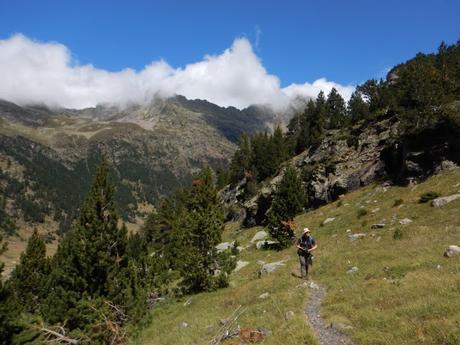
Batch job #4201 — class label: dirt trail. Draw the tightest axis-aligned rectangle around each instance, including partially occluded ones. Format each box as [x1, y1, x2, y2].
[305, 283, 356, 345]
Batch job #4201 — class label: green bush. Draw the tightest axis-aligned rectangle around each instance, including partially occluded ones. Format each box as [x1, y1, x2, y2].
[419, 191, 440, 203]
[357, 208, 368, 218]
[393, 198, 404, 207]
[393, 228, 404, 240]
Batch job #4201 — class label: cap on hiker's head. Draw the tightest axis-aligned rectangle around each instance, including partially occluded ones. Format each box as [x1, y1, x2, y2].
[303, 227, 311, 234]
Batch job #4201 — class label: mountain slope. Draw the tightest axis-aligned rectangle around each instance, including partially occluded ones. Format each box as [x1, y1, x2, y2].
[133, 167, 460, 345]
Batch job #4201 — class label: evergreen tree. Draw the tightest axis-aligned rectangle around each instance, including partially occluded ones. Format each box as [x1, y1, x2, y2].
[10, 229, 49, 313]
[215, 164, 230, 189]
[347, 90, 370, 123]
[181, 167, 235, 292]
[272, 125, 289, 168]
[267, 166, 306, 247]
[42, 160, 131, 333]
[326, 88, 347, 128]
[0, 235, 17, 344]
[310, 91, 327, 148]
[229, 134, 252, 183]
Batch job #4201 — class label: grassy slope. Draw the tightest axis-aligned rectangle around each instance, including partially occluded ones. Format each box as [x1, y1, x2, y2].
[134, 168, 460, 345]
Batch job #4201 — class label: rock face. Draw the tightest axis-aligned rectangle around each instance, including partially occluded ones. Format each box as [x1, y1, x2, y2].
[222, 119, 460, 227]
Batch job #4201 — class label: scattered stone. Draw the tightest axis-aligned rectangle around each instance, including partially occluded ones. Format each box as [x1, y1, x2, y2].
[371, 208, 380, 213]
[180, 321, 189, 329]
[347, 266, 359, 274]
[376, 236, 382, 242]
[258, 292, 270, 299]
[432, 194, 460, 207]
[256, 240, 278, 250]
[348, 233, 366, 241]
[251, 231, 268, 243]
[436, 264, 442, 270]
[371, 223, 385, 229]
[444, 245, 460, 257]
[399, 218, 412, 225]
[215, 242, 233, 252]
[257, 260, 266, 265]
[322, 217, 335, 225]
[285, 311, 295, 320]
[259, 260, 286, 275]
[234, 260, 249, 272]
[346, 229, 351, 233]
[308, 281, 320, 290]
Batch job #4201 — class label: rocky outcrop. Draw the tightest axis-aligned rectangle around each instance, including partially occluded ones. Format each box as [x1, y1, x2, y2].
[222, 118, 460, 227]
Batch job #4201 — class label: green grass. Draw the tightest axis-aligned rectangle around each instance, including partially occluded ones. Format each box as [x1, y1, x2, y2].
[133, 168, 460, 345]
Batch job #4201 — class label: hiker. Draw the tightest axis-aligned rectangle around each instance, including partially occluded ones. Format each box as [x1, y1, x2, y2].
[296, 227, 317, 280]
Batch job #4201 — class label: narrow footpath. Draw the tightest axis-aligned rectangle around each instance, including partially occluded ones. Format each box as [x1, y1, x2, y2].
[305, 283, 356, 345]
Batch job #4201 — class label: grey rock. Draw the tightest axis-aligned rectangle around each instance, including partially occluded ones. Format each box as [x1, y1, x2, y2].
[444, 245, 460, 257]
[308, 281, 320, 290]
[371, 207, 380, 213]
[180, 321, 189, 329]
[260, 260, 286, 275]
[251, 230, 268, 243]
[258, 292, 270, 299]
[256, 240, 278, 250]
[348, 233, 367, 241]
[371, 223, 385, 229]
[347, 266, 359, 274]
[322, 217, 335, 225]
[234, 260, 249, 272]
[432, 194, 460, 207]
[215, 241, 233, 252]
[285, 311, 295, 320]
[399, 218, 412, 225]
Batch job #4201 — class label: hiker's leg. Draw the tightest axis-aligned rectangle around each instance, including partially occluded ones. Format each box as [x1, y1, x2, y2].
[305, 256, 309, 279]
[299, 255, 307, 278]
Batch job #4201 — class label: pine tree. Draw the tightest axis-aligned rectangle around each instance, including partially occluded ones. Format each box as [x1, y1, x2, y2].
[348, 91, 370, 123]
[42, 160, 130, 329]
[267, 166, 306, 247]
[326, 88, 347, 128]
[229, 134, 252, 183]
[10, 229, 49, 313]
[0, 234, 14, 344]
[181, 167, 234, 292]
[310, 91, 327, 148]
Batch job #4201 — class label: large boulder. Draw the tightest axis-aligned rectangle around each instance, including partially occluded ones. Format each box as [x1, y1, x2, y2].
[444, 245, 460, 257]
[432, 194, 460, 207]
[251, 231, 268, 243]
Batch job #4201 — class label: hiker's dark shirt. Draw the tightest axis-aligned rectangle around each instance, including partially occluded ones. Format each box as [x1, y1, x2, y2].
[297, 235, 315, 256]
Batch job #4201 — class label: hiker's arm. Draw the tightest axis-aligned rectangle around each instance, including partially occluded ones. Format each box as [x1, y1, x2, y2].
[308, 244, 317, 253]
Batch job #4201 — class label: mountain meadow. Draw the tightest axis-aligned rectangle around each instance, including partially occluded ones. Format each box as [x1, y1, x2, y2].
[1, 39, 460, 345]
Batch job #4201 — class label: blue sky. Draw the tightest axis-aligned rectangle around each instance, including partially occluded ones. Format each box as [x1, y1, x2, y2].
[0, 0, 459, 109]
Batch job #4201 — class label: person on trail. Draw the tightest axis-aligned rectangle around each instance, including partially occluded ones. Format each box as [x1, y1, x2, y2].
[296, 227, 317, 280]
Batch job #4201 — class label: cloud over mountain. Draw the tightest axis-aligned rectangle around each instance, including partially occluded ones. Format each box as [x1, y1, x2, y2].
[0, 34, 354, 110]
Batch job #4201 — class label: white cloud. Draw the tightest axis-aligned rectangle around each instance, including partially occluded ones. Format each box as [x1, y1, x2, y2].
[0, 34, 354, 110]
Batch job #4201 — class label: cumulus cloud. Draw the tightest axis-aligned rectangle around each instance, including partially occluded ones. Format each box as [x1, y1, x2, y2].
[0, 34, 354, 110]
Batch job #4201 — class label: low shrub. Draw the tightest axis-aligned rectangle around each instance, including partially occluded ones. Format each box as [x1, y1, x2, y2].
[419, 191, 440, 203]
